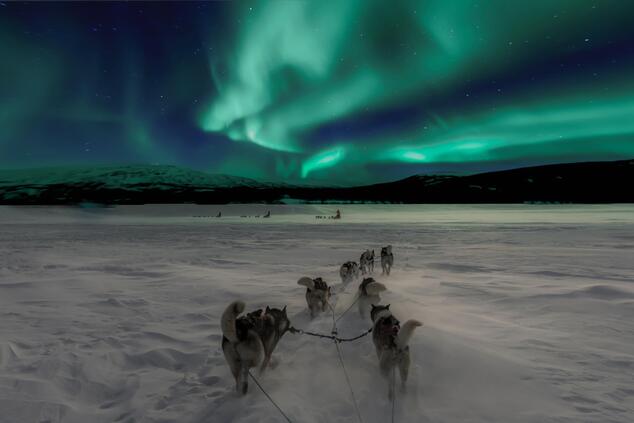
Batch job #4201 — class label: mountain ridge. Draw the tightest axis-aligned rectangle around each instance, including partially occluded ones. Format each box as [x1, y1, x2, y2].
[0, 160, 632, 204]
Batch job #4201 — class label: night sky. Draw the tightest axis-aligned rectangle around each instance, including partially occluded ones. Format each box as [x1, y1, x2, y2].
[1, 1, 634, 185]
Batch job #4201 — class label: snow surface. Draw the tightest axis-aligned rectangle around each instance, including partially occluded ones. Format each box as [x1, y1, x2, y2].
[0, 204, 633, 423]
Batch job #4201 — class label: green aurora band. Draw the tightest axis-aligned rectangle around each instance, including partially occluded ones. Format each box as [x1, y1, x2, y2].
[201, 0, 634, 181]
[0, 19, 172, 168]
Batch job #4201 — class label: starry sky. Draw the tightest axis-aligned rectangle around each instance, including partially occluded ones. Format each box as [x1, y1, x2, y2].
[1, 1, 634, 185]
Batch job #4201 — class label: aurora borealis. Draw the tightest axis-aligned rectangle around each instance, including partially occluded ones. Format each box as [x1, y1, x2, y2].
[1, 1, 634, 185]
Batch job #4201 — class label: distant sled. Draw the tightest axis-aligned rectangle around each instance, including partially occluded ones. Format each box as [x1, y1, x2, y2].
[315, 209, 341, 220]
[239, 211, 270, 218]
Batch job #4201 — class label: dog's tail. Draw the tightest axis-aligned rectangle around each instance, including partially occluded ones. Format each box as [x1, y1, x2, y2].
[297, 277, 315, 290]
[396, 319, 423, 350]
[364, 281, 387, 296]
[221, 300, 245, 343]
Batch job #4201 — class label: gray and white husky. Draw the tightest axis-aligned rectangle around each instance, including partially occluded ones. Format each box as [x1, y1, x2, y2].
[357, 277, 386, 319]
[340, 261, 360, 284]
[381, 245, 394, 275]
[298, 277, 332, 318]
[221, 301, 290, 395]
[360, 249, 375, 275]
[370, 304, 422, 400]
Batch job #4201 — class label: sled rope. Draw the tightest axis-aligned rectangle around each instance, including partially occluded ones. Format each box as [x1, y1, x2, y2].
[391, 366, 397, 423]
[289, 326, 372, 342]
[329, 303, 365, 423]
[288, 327, 337, 341]
[337, 327, 373, 342]
[335, 339, 365, 423]
[335, 294, 360, 322]
[283, 288, 374, 423]
[248, 370, 293, 423]
[287, 290, 371, 343]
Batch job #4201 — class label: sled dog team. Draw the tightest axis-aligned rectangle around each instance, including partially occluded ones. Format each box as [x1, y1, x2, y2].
[221, 244, 422, 399]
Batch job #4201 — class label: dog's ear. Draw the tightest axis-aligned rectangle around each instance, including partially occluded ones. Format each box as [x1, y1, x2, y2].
[371, 304, 377, 310]
[265, 306, 271, 313]
[386, 304, 390, 309]
[282, 305, 287, 314]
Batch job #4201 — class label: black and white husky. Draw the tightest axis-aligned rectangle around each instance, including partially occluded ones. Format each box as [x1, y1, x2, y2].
[381, 245, 394, 275]
[340, 261, 360, 284]
[221, 301, 290, 395]
[298, 277, 332, 318]
[359, 249, 375, 275]
[358, 277, 386, 318]
[370, 304, 422, 400]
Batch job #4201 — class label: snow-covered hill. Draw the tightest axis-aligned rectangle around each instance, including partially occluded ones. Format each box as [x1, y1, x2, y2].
[0, 165, 277, 204]
[1, 159, 633, 204]
[0, 165, 266, 190]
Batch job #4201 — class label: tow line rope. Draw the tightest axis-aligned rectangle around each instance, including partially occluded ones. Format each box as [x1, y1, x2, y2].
[391, 366, 397, 423]
[249, 283, 378, 423]
[248, 370, 293, 423]
[288, 288, 370, 341]
[335, 294, 360, 323]
[288, 326, 372, 342]
[328, 302, 365, 423]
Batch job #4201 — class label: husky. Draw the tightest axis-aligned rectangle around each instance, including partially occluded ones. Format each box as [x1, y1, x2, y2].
[360, 249, 375, 275]
[298, 277, 332, 318]
[358, 277, 386, 319]
[381, 245, 394, 275]
[370, 304, 422, 400]
[340, 261, 360, 284]
[221, 301, 290, 395]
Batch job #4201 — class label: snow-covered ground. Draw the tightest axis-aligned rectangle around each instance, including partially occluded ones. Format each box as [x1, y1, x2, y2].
[1, 204, 633, 423]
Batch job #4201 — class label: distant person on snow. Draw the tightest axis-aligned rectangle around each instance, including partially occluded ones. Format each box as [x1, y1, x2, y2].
[334, 209, 341, 219]
[263, 210, 271, 218]
[216, 211, 221, 218]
